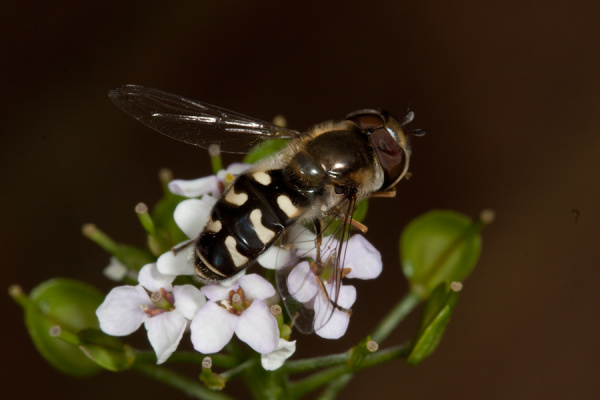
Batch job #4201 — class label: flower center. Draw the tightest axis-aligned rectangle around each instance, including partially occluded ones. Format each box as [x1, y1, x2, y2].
[219, 288, 250, 316]
[143, 288, 175, 316]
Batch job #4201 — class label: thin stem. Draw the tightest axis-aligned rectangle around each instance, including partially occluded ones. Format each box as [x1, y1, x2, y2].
[135, 350, 237, 369]
[289, 343, 409, 399]
[371, 291, 421, 344]
[220, 359, 256, 381]
[132, 362, 234, 400]
[316, 374, 353, 400]
[281, 350, 351, 374]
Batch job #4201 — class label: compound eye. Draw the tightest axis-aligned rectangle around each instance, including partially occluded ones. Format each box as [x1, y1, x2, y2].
[369, 128, 406, 190]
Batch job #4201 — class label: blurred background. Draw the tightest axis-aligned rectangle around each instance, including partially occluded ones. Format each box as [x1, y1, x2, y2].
[3, 1, 600, 398]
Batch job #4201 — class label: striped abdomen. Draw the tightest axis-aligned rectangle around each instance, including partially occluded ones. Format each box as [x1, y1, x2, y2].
[193, 169, 315, 282]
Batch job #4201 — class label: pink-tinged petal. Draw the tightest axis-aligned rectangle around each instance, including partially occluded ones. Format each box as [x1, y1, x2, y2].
[261, 339, 296, 371]
[174, 197, 217, 238]
[190, 302, 237, 354]
[235, 300, 279, 354]
[313, 284, 356, 336]
[168, 176, 220, 198]
[156, 244, 194, 276]
[315, 308, 351, 339]
[216, 163, 251, 181]
[138, 263, 175, 292]
[329, 284, 357, 309]
[96, 285, 150, 336]
[238, 274, 276, 300]
[173, 285, 206, 320]
[286, 261, 319, 303]
[297, 234, 337, 262]
[344, 235, 382, 280]
[145, 311, 187, 364]
[257, 247, 292, 270]
[201, 283, 238, 302]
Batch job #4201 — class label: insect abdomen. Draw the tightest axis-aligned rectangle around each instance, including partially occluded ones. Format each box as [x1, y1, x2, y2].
[194, 169, 313, 282]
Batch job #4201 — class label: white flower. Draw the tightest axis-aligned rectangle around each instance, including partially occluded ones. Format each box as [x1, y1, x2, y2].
[96, 263, 206, 364]
[285, 234, 382, 339]
[190, 274, 280, 354]
[168, 163, 250, 198]
[156, 195, 217, 276]
[103, 256, 129, 282]
[261, 339, 296, 370]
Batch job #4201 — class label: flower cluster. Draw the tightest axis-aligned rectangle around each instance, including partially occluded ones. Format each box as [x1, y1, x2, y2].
[96, 164, 383, 369]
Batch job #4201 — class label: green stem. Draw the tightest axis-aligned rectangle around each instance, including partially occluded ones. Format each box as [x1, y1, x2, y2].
[316, 374, 353, 400]
[132, 362, 234, 400]
[289, 343, 409, 399]
[371, 291, 421, 344]
[282, 351, 350, 374]
[135, 350, 237, 368]
[220, 359, 256, 380]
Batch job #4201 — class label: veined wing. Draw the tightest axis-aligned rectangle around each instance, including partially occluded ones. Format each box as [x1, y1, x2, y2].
[108, 84, 300, 153]
[276, 195, 358, 335]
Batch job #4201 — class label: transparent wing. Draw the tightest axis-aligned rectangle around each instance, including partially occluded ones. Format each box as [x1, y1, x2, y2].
[275, 196, 357, 334]
[108, 84, 301, 153]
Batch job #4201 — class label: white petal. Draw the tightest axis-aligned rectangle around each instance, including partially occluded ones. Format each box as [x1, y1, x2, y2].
[216, 163, 251, 181]
[315, 308, 351, 339]
[156, 244, 195, 276]
[168, 176, 220, 198]
[96, 285, 150, 336]
[173, 285, 206, 320]
[238, 274, 276, 301]
[286, 262, 319, 303]
[344, 235, 382, 280]
[257, 247, 292, 270]
[218, 270, 246, 287]
[331, 284, 357, 310]
[261, 339, 296, 371]
[235, 300, 279, 354]
[145, 311, 187, 364]
[190, 302, 237, 354]
[313, 284, 356, 339]
[201, 283, 237, 302]
[103, 256, 128, 281]
[174, 197, 217, 238]
[138, 263, 174, 292]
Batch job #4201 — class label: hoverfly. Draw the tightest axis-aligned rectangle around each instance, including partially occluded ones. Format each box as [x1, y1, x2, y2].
[108, 85, 424, 334]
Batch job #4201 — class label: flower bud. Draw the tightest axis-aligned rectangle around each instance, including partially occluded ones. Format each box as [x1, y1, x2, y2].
[12, 279, 106, 376]
[78, 329, 135, 372]
[400, 210, 490, 298]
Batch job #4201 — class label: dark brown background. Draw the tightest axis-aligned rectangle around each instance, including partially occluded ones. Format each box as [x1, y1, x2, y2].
[3, 1, 600, 399]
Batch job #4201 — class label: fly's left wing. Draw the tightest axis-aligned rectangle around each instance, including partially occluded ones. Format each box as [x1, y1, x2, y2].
[108, 84, 300, 153]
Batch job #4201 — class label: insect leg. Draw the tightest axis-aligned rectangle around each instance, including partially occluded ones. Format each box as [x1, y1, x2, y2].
[370, 187, 397, 198]
[171, 239, 194, 255]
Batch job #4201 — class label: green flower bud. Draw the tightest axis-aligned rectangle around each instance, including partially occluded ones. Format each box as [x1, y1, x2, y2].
[78, 329, 135, 372]
[12, 279, 106, 377]
[400, 209, 491, 298]
[199, 356, 226, 390]
[82, 223, 154, 271]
